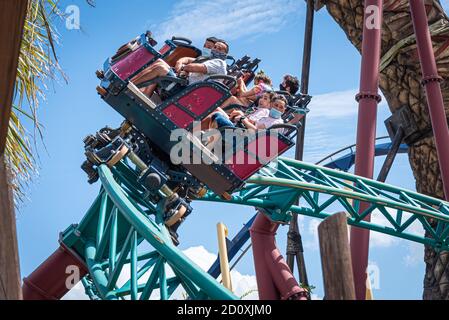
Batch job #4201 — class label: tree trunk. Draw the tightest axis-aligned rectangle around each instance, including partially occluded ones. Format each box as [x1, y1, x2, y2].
[0, 0, 29, 300]
[318, 212, 356, 300]
[0, 158, 22, 299]
[321, 0, 449, 299]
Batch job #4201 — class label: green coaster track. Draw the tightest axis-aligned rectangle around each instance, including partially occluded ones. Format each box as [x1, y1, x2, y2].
[61, 154, 449, 300]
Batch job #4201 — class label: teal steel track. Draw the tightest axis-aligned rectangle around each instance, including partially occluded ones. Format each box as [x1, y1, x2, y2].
[64, 156, 449, 300]
[62, 162, 237, 300]
[201, 157, 449, 251]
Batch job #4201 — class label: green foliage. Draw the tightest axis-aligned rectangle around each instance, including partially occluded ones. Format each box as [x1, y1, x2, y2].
[300, 283, 316, 296]
[239, 289, 258, 299]
[8, 0, 65, 205]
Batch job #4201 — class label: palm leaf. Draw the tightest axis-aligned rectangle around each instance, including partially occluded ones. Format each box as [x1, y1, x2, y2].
[7, 0, 95, 205]
[6, 0, 64, 206]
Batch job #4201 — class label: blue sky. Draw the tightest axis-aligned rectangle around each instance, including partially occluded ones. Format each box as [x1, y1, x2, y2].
[16, 0, 448, 299]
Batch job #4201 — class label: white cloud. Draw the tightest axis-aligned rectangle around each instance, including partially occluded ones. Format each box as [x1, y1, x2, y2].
[369, 212, 400, 248]
[308, 90, 359, 120]
[300, 207, 426, 252]
[308, 89, 388, 120]
[304, 219, 321, 250]
[310, 293, 322, 300]
[150, 0, 301, 43]
[368, 209, 425, 249]
[301, 209, 401, 251]
[63, 281, 89, 300]
[172, 246, 259, 300]
[303, 89, 389, 163]
[404, 242, 424, 267]
[63, 245, 258, 300]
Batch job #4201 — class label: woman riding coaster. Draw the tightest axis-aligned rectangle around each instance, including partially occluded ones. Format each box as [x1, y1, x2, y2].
[233, 91, 275, 125]
[211, 94, 288, 132]
[199, 72, 274, 131]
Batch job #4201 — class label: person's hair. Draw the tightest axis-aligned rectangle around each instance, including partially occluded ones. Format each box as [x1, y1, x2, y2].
[254, 71, 272, 86]
[283, 75, 300, 94]
[258, 91, 275, 106]
[206, 36, 220, 43]
[263, 91, 275, 100]
[272, 94, 288, 108]
[215, 39, 229, 53]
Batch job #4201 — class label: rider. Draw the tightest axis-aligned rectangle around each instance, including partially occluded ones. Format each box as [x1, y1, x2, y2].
[244, 91, 275, 125]
[211, 94, 287, 131]
[131, 39, 229, 98]
[175, 40, 229, 84]
[200, 36, 221, 58]
[280, 74, 300, 95]
[220, 71, 273, 109]
[237, 94, 287, 130]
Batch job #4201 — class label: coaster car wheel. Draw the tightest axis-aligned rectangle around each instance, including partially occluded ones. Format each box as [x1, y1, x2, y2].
[165, 205, 187, 227]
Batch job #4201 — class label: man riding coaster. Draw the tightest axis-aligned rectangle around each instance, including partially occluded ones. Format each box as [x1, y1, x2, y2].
[131, 39, 230, 98]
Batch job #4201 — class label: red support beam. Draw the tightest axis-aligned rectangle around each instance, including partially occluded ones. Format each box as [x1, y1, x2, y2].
[22, 242, 88, 300]
[250, 213, 307, 300]
[409, 0, 449, 201]
[351, 0, 384, 300]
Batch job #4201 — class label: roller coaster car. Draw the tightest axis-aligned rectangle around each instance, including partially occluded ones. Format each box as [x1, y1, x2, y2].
[96, 32, 201, 95]
[90, 32, 295, 199]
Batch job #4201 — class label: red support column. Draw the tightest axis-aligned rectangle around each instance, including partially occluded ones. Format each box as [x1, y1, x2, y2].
[409, 0, 449, 200]
[22, 242, 87, 300]
[351, 0, 384, 300]
[250, 213, 307, 300]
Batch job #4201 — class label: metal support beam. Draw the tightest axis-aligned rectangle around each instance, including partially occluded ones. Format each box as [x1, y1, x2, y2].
[217, 223, 232, 291]
[377, 127, 404, 183]
[286, 0, 315, 291]
[22, 243, 88, 300]
[409, 0, 449, 201]
[351, 0, 384, 300]
[251, 213, 307, 300]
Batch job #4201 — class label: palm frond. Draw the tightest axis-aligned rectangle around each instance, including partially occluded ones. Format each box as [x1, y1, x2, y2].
[6, 0, 64, 206]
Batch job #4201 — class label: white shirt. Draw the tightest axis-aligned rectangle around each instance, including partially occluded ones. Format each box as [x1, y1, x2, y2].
[248, 108, 270, 123]
[188, 59, 227, 84]
[256, 116, 283, 130]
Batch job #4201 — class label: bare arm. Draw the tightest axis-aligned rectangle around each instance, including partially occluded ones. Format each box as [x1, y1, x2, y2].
[238, 86, 258, 98]
[230, 110, 258, 130]
[241, 118, 257, 131]
[237, 77, 247, 93]
[175, 57, 196, 72]
[183, 63, 208, 74]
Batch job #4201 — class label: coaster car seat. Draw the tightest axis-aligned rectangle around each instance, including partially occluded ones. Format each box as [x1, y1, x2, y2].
[159, 36, 202, 67]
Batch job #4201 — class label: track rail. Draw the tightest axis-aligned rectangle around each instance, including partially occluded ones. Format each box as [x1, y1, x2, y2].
[201, 157, 449, 251]
[57, 155, 449, 300]
[61, 163, 237, 300]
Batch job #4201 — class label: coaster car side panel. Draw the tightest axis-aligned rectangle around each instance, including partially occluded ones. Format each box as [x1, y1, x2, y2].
[111, 34, 162, 82]
[100, 79, 245, 195]
[225, 130, 294, 181]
